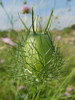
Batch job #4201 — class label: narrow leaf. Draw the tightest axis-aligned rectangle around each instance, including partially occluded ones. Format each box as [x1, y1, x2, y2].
[18, 13, 29, 32]
[44, 8, 54, 33]
[32, 7, 36, 34]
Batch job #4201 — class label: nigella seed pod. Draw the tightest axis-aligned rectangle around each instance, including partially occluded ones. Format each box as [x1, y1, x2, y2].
[23, 31, 63, 80]
[17, 8, 63, 80]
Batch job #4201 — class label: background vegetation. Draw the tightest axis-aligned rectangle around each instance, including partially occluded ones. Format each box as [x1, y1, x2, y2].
[0, 0, 75, 100]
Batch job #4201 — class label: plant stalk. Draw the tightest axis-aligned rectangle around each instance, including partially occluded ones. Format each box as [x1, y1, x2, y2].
[32, 7, 36, 34]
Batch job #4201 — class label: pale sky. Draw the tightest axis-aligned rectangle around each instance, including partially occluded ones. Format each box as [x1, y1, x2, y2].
[0, 0, 75, 30]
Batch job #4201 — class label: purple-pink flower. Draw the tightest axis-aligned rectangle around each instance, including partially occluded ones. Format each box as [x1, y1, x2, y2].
[64, 92, 71, 97]
[1, 37, 16, 46]
[21, 6, 30, 14]
[66, 86, 72, 91]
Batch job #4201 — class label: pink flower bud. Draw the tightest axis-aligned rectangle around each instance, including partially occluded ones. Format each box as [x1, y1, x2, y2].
[21, 6, 30, 14]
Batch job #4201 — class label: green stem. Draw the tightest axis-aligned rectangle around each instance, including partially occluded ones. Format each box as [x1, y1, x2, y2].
[32, 7, 36, 34]
[18, 13, 29, 32]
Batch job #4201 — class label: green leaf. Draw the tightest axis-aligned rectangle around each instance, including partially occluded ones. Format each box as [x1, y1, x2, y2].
[18, 13, 29, 32]
[44, 8, 54, 33]
[32, 7, 36, 34]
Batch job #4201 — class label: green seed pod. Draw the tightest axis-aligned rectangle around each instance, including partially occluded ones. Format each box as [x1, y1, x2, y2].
[23, 33, 54, 72]
[22, 31, 63, 80]
[18, 8, 63, 80]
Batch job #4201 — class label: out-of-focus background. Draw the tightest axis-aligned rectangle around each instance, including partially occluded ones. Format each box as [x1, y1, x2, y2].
[0, 0, 75, 30]
[0, 0, 75, 100]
